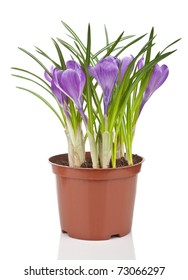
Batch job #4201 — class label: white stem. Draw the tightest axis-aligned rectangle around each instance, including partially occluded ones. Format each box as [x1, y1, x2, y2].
[87, 131, 99, 168]
[65, 121, 85, 167]
[116, 141, 124, 158]
[101, 131, 111, 168]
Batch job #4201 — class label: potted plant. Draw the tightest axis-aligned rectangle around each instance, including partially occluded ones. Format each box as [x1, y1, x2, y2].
[12, 22, 180, 240]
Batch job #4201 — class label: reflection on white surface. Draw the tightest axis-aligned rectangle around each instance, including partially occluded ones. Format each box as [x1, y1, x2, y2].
[58, 232, 135, 260]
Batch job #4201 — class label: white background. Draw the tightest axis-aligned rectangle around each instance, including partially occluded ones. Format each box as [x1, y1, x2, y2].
[0, 0, 188, 279]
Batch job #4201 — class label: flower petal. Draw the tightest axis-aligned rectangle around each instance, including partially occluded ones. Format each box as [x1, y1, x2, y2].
[137, 56, 144, 70]
[140, 64, 169, 113]
[88, 65, 97, 80]
[89, 56, 119, 115]
[44, 66, 55, 82]
[66, 60, 82, 71]
[44, 71, 52, 82]
[59, 69, 84, 109]
[120, 55, 134, 81]
[153, 64, 169, 91]
[51, 68, 68, 105]
[51, 80, 64, 105]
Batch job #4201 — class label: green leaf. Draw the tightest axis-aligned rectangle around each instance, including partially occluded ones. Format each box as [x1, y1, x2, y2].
[104, 24, 110, 52]
[93, 35, 134, 59]
[35, 46, 61, 69]
[161, 38, 181, 54]
[115, 33, 147, 57]
[62, 21, 86, 53]
[12, 74, 53, 95]
[18, 48, 51, 76]
[145, 27, 155, 64]
[51, 38, 66, 69]
[11, 67, 51, 89]
[86, 24, 91, 65]
[57, 38, 81, 59]
[104, 31, 124, 58]
[16, 87, 65, 127]
[74, 41, 85, 61]
[84, 25, 94, 134]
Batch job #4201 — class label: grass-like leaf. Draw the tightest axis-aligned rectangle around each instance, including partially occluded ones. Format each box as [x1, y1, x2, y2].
[104, 25, 110, 53]
[115, 33, 147, 57]
[62, 21, 86, 53]
[11, 67, 51, 89]
[16, 87, 65, 127]
[161, 38, 181, 54]
[35, 46, 61, 69]
[86, 24, 91, 65]
[84, 24, 94, 134]
[57, 38, 81, 59]
[93, 35, 134, 59]
[145, 27, 155, 64]
[12, 74, 53, 95]
[51, 38, 66, 69]
[104, 31, 124, 58]
[74, 41, 85, 61]
[18, 48, 51, 76]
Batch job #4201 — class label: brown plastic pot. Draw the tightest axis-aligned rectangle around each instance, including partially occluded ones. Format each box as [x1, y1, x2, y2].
[49, 153, 144, 241]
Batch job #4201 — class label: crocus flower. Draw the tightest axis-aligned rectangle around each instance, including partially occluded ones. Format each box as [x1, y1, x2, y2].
[120, 55, 134, 82]
[54, 61, 85, 109]
[138, 60, 169, 113]
[89, 56, 119, 115]
[52, 61, 87, 124]
[44, 66, 68, 115]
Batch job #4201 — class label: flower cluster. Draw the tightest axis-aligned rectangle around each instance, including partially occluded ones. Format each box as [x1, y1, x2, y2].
[12, 23, 179, 168]
[47, 56, 168, 120]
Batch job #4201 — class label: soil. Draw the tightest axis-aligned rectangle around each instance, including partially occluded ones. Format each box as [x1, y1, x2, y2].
[52, 154, 142, 168]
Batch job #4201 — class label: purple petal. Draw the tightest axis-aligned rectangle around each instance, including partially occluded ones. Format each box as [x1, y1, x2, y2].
[137, 56, 144, 70]
[146, 64, 169, 96]
[44, 65, 55, 82]
[51, 68, 68, 106]
[44, 71, 52, 82]
[153, 64, 169, 91]
[59, 69, 85, 109]
[66, 60, 82, 71]
[89, 56, 119, 115]
[51, 80, 64, 105]
[88, 65, 97, 79]
[120, 55, 134, 82]
[103, 56, 120, 68]
[140, 64, 169, 113]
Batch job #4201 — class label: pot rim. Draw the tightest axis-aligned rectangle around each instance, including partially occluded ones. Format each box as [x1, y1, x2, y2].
[49, 153, 144, 171]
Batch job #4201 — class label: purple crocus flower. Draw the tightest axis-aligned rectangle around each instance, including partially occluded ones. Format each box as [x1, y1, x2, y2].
[52, 61, 87, 124]
[120, 55, 134, 82]
[44, 66, 68, 115]
[140, 63, 169, 113]
[54, 61, 85, 110]
[89, 56, 119, 115]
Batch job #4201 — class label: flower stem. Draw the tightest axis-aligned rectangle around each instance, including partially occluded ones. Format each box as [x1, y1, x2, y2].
[126, 134, 133, 165]
[65, 118, 85, 167]
[112, 135, 117, 168]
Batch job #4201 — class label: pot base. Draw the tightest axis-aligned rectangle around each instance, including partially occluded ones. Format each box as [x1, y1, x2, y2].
[62, 229, 131, 241]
